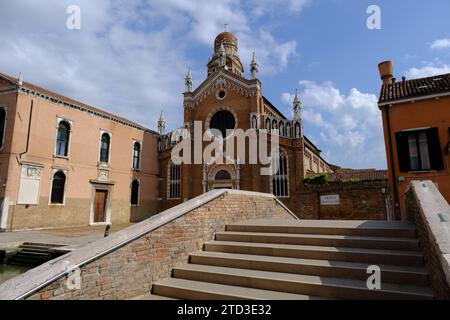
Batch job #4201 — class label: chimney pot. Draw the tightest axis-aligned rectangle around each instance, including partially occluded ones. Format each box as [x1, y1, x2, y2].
[378, 61, 395, 85]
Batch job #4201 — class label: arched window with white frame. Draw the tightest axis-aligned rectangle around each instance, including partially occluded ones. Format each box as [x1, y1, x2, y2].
[56, 120, 71, 157]
[100, 133, 111, 164]
[271, 150, 289, 198]
[168, 162, 181, 200]
[132, 141, 141, 170]
[50, 171, 66, 204]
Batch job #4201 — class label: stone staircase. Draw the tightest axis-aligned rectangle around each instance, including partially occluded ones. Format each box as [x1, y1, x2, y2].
[151, 219, 435, 300]
[6, 243, 66, 267]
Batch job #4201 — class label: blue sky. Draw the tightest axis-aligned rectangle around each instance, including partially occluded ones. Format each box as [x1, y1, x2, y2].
[1, 0, 449, 169]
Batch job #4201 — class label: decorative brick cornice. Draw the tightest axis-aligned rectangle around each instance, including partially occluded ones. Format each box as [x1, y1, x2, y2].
[191, 70, 260, 108]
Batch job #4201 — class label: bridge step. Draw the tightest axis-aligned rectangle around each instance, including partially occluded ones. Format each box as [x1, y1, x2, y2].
[204, 241, 425, 267]
[226, 220, 417, 238]
[171, 264, 433, 300]
[189, 251, 429, 286]
[150, 219, 433, 300]
[215, 231, 420, 251]
[153, 278, 325, 300]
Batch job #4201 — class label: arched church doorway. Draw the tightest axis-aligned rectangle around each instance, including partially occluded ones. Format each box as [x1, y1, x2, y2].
[212, 169, 233, 189]
[205, 165, 239, 191]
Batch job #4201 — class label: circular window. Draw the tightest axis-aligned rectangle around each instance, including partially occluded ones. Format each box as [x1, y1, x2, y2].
[215, 170, 232, 180]
[216, 90, 227, 100]
[209, 110, 236, 138]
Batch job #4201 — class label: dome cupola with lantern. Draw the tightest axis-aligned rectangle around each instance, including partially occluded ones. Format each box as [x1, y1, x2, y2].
[207, 26, 244, 77]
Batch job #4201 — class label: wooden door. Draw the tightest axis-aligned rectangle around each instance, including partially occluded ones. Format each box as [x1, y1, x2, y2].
[94, 190, 108, 223]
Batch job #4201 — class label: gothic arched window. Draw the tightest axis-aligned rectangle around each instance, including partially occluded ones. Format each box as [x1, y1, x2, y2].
[168, 162, 181, 200]
[158, 138, 163, 151]
[252, 116, 258, 129]
[279, 122, 285, 136]
[51, 171, 66, 204]
[56, 121, 71, 157]
[286, 123, 292, 138]
[133, 142, 141, 170]
[265, 118, 271, 130]
[272, 150, 289, 198]
[295, 123, 301, 138]
[131, 179, 139, 206]
[272, 120, 278, 130]
[100, 133, 111, 163]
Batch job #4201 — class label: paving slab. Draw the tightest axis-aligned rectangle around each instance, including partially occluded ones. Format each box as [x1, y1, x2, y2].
[0, 224, 133, 251]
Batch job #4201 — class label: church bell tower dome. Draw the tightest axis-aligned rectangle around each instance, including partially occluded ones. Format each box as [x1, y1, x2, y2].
[214, 32, 238, 52]
[208, 29, 244, 77]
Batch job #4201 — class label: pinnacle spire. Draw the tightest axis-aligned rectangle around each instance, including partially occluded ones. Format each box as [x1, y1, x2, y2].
[218, 41, 226, 67]
[186, 68, 192, 79]
[294, 89, 301, 104]
[158, 111, 166, 135]
[185, 68, 193, 92]
[293, 89, 302, 121]
[250, 52, 259, 80]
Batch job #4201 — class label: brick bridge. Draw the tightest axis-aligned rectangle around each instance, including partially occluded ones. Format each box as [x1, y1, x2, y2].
[0, 184, 449, 300]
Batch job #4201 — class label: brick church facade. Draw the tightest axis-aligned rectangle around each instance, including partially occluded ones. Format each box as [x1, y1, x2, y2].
[0, 31, 332, 231]
[158, 31, 333, 211]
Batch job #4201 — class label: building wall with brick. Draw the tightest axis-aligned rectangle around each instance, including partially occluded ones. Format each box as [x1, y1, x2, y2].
[292, 182, 389, 220]
[157, 32, 333, 218]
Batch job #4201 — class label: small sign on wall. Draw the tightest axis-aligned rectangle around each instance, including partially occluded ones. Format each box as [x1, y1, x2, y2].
[320, 195, 340, 206]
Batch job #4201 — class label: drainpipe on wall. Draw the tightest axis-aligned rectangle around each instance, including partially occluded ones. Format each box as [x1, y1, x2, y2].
[383, 105, 400, 220]
[17, 100, 34, 164]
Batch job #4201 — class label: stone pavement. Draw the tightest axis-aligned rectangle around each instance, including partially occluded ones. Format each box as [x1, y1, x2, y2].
[0, 224, 134, 251]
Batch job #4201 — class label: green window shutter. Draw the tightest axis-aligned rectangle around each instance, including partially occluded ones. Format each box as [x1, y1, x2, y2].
[395, 132, 410, 172]
[427, 128, 444, 171]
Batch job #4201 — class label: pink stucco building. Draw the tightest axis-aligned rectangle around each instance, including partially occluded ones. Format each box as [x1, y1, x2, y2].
[0, 73, 160, 230]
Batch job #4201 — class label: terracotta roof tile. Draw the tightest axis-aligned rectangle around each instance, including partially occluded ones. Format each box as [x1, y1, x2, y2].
[379, 73, 450, 103]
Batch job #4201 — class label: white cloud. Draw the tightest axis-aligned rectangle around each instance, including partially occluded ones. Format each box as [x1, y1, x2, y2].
[245, 0, 312, 17]
[0, 0, 189, 129]
[430, 38, 450, 50]
[238, 30, 297, 75]
[289, 0, 312, 12]
[404, 61, 450, 78]
[0, 0, 305, 130]
[282, 81, 386, 169]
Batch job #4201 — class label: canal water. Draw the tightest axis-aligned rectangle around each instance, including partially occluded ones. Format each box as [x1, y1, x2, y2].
[0, 264, 32, 284]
